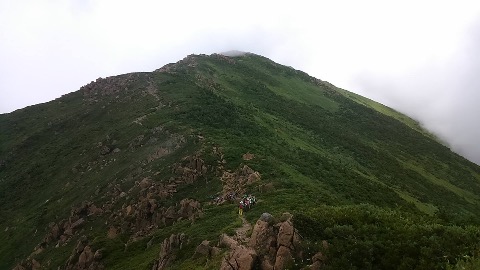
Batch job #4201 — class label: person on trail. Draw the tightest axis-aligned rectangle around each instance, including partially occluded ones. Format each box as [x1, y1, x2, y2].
[239, 201, 244, 216]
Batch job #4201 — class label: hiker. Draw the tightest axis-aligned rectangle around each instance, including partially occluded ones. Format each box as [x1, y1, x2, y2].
[238, 201, 244, 216]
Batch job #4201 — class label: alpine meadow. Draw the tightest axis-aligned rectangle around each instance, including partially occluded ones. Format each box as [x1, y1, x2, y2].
[1, 53, 480, 270]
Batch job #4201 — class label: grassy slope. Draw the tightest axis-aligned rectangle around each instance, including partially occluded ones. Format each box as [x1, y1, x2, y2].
[0, 53, 479, 269]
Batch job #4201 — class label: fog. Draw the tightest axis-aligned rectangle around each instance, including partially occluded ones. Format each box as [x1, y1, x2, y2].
[352, 19, 480, 164]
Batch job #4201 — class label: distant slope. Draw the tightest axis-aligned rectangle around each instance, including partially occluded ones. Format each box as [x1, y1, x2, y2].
[1, 53, 479, 269]
[336, 87, 442, 143]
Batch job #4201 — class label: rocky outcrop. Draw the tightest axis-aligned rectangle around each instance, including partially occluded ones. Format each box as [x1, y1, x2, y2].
[173, 155, 208, 184]
[37, 201, 102, 251]
[215, 213, 308, 270]
[155, 54, 202, 74]
[13, 258, 41, 270]
[218, 232, 257, 270]
[64, 236, 104, 270]
[81, 74, 142, 100]
[220, 165, 261, 200]
[309, 251, 326, 270]
[151, 233, 187, 270]
[194, 240, 212, 258]
[220, 245, 257, 270]
[112, 196, 202, 241]
[104, 154, 207, 241]
[212, 53, 237, 64]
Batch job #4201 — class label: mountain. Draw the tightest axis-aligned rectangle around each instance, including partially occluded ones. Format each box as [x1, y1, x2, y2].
[1, 53, 480, 270]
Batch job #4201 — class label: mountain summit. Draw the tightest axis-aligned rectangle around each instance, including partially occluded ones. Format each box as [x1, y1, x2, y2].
[1, 53, 480, 269]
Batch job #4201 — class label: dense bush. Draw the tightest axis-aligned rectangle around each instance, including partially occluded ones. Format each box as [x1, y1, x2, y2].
[294, 205, 480, 270]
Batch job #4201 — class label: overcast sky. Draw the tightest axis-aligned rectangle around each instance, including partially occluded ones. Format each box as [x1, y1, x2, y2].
[1, 0, 479, 164]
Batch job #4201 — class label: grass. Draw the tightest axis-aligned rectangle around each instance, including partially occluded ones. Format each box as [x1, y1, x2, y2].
[400, 160, 480, 204]
[1, 53, 480, 269]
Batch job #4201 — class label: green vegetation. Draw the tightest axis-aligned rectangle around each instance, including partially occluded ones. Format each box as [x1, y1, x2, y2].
[1, 53, 479, 269]
[295, 204, 480, 270]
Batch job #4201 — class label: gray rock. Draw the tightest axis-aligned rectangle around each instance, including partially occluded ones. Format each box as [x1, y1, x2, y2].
[259, 212, 273, 222]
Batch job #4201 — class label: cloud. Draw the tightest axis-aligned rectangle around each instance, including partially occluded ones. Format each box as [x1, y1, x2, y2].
[351, 18, 480, 164]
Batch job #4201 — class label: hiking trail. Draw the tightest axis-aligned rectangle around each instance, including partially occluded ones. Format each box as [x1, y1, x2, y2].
[234, 216, 252, 244]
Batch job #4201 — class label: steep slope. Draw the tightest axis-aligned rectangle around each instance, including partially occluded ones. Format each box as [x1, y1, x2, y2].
[1, 53, 480, 269]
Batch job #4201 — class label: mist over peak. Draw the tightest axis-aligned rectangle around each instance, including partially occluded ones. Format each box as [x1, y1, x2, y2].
[220, 50, 249, 57]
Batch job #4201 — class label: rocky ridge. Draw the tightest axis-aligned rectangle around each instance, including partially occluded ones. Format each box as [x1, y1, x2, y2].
[183, 212, 327, 270]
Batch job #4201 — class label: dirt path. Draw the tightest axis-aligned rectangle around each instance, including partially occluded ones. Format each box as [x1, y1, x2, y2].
[234, 216, 252, 244]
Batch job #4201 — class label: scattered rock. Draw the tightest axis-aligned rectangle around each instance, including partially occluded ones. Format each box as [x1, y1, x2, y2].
[13, 258, 42, 270]
[94, 249, 103, 260]
[125, 205, 133, 216]
[310, 251, 326, 270]
[151, 233, 186, 270]
[139, 177, 152, 189]
[194, 240, 212, 258]
[71, 218, 85, 230]
[220, 245, 257, 270]
[39, 201, 103, 248]
[31, 259, 41, 270]
[64, 237, 104, 270]
[78, 245, 94, 268]
[242, 153, 255, 160]
[100, 145, 111, 155]
[107, 227, 118, 239]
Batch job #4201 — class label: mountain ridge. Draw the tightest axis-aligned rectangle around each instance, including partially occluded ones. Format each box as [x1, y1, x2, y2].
[1, 53, 480, 269]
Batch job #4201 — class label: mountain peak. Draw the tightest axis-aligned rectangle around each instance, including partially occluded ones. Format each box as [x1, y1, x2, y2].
[1, 52, 480, 270]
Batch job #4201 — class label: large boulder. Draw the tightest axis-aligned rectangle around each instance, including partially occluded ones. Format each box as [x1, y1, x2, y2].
[277, 220, 294, 248]
[220, 233, 239, 250]
[194, 240, 212, 258]
[151, 233, 186, 270]
[215, 213, 325, 270]
[178, 199, 200, 219]
[139, 178, 152, 189]
[31, 259, 41, 270]
[64, 237, 104, 270]
[220, 246, 257, 270]
[310, 251, 325, 270]
[259, 212, 274, 223]
[78, 245, 94, 268]
[274, 246, 293, 270]
[248, 220, 276, 253]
